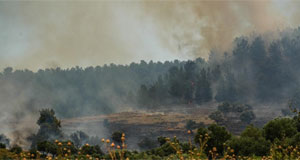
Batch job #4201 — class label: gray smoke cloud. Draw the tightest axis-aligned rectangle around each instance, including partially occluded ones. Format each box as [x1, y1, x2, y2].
[1, 0, 300, 70]
[1, 0, 300, 148]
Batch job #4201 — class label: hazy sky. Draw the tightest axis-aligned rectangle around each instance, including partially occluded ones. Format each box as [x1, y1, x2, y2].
[1, 0, 300, 71]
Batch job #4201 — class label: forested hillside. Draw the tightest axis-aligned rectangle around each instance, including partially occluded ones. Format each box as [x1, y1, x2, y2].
[138, 27, 300, 109]
[0, 61, 184, 118]
[2, 27, 300, 119]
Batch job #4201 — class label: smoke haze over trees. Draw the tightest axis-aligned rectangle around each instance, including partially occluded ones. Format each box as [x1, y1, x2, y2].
[2, 26, 300, 147]
[137, 27, 300, 107]
[2, 27, 300, 120]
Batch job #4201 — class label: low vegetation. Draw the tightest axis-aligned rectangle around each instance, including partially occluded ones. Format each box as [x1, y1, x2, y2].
[1, 107, 300, 160]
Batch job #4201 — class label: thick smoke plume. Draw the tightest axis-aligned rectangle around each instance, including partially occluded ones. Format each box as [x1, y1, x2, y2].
[1, 1, 300, 70]
[1, 0, 300, 148]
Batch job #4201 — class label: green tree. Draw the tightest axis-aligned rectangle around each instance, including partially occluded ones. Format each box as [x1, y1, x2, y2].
[194, 127, 209, 145]
[227, 125, 270, 156]
[157, 136, 167, 146]
[31, 109, 63, 148]
[81, 145, 103, 156]
[10, 145, 22, 154]
[195, 69, 212, 104]
[0, 143, 5, 149]
[209, 111, 224, 124]
[138, 137, 158, 150]
[240, 111, 256, 124]
[207, 124, 231, 154]
[37, 141, 57, 156]
[263, 118, 297, 142]
[111, 131, 123, 144]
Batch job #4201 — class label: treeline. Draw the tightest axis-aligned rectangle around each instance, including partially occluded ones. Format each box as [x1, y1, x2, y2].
[137, 58, 211, 107]
[138, 27, 300, 108]
[3, 27, 300, 117]
[0, 60, 184, 118]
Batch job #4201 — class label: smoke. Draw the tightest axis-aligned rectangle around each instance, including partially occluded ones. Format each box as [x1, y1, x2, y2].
[1, 0, 300, 148]
[0, 77, 39, 148]
[1, 0, 300, 70]
[139, 0, 300, 58]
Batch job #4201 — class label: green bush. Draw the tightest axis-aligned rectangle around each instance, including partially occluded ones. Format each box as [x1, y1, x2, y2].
[37, 141, 57, 156]
[195, 124, 231, 155]
[0, 143, 5, 149]
[81, 145, 103, 156]
[263, 118, 297, 142]
[111, 131, 123, 144]
[10, 145, 22, 154]
[207, 124, 231, 154]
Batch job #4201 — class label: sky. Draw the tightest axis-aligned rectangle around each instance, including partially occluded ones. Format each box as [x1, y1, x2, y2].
[1, 0, 300, 71]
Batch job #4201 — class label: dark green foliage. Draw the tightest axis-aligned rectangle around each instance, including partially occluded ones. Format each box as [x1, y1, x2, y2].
[209, 103, 256, 125]
[227, 136, 270, 156]
[29, 148, 37, 159]
[0, 143, 5, 149]
[195, 69, 213, 104]
[37, 141, 57, 155]
[157, 136, 167, 146]
[263, 118, 297, 142]
[3, 28, 300, 117]
[146, 138, 178, 157]
[137, 58, 213, 106]
[227, 125, 270, 156]
[10, 145, 22, 154]
[195, 124, 231, 154]
[185, 120, 205, 131]
[138, 137, 158, 150]
[81, 145, 103, 156]
[289, 133, 300, 146]
[111, 131, 123, 144]
[215, 72, 238, 102]
[185, 120, 197, 131]
[207, 124, 231, 154]
[194, 127, 209, 144]
[30, 109, 63, 148]
[0, 60, 183, 118]
[208, 111, 224, 124]
[240, 111, 256, 124]
[240, 125, 262, 139]
[217, 102, 231, 113]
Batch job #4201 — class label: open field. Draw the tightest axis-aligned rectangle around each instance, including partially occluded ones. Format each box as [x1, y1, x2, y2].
[61, 103, 283, 149]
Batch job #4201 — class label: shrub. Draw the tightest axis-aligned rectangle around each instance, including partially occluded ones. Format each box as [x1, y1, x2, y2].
[81, 144, 103, 156]
[227, 125, 270, 156]
[37, 141, 58, 156]
[207, 124, 231, 154]
[10, 145, 22, 154]
[112, 131, 123, 144]
[195, 124, 231, 155]
[138, 137, 158, 150]
[227, 136, 270, 156]
[263, 118, 297, 142]
[240, 111, 256, 124]
[0, 143, 5, 149]
[0, 149, 17, 159]
[157, 136, 167, 146]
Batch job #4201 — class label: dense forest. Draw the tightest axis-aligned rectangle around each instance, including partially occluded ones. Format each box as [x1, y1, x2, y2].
[137, 27, 300, 108]
[0, 60, 185, 118]
[2, 27, 300, 119]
